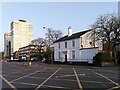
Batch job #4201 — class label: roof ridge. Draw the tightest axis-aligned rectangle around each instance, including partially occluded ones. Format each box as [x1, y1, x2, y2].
[54, 29, 92, 43]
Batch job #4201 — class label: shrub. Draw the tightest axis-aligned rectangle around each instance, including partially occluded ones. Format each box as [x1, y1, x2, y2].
[93, 52, 113, 62]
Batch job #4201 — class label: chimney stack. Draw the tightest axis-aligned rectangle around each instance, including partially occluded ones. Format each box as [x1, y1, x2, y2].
[68, 26, 72, 37]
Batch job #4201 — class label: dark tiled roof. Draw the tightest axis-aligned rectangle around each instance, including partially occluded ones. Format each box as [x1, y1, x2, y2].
[54, 29, 91, 43]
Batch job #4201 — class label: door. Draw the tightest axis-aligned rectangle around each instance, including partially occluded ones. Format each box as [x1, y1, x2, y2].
[65, 54, 67, 63]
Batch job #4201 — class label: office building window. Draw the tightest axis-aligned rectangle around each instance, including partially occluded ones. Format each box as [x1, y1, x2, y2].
[65, 42, 67, 48]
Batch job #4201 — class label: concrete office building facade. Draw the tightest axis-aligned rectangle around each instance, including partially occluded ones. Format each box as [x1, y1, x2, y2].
[4, 33, 11, 58]
[11, 20, 33, 58]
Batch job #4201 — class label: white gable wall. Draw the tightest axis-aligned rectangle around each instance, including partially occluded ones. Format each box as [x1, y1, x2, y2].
[79, 48, 98, 63]
[81, 31, 102, 51]
[81, 31, 94, 48]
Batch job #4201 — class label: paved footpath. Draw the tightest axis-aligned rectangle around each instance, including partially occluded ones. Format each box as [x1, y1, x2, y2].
[1, 61, 120, 90]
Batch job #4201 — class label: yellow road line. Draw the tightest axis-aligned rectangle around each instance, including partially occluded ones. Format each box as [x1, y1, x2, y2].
[88, 69, 119, 86]
[35, 68, 61, 90]
[0, 74, 17, 90]
[73, 68, 83, 90]
[10, 68, 46, 83]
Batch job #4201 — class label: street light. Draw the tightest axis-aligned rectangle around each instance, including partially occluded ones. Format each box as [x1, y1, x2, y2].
[43, 27, 51, 47]
[43, 27, 53, 64]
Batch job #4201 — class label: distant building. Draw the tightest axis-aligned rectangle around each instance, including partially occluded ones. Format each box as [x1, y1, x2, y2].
[10, 19, 33, 59]
[0, 51, 4, 60]
[18, 43, 45, 60]
[54, 26, 102, 64]
[19, 45, 37, 59]
[4, 33, 11, 58]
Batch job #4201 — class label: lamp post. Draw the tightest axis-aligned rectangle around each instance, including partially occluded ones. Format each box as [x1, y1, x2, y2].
[43, 27, 50, 47]
[43, 27, 53, 64]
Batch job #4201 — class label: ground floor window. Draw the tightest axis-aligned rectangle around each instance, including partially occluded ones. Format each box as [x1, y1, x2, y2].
[58, 52, 60, 60]
[72, 51, 75, 59]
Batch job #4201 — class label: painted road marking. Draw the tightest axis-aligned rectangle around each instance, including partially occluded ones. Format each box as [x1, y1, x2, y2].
[73, 68, 83, 90]
[27, 75, 76, 82]
[82, 80, 110, 84]
[55, 74, 85, 78]
[107, 85, 120, 90]
[4, 68, 30, 76]
[27, 76, 46, 79]
[0, 74, 17, 90]
[12, 81, 39, 86]
[55, 74, 75, 77]
[88, 69, 119, 86]
[53, 78, 77, 82]
[43, 85, 71, 89]
[35, 68, 61, 90]
[10, 68, 46, 83]
[3, 74, 20, 77]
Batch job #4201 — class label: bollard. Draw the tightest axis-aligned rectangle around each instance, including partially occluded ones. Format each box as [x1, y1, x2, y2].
[29, 61, 32, 66]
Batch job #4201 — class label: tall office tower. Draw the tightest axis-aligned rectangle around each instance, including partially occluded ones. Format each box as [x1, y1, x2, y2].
[4, 33, 11, 58]
[11, 19, 33, 57]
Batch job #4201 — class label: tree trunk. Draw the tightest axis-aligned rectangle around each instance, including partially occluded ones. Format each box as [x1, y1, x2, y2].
[112, 44, 116, 58]
[107, 42, 111, 56]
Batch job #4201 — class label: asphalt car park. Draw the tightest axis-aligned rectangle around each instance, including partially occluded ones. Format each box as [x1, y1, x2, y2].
[1, 61, 120, 90]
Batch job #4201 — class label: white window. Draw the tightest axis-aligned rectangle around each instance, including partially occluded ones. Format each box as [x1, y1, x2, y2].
[58, 43, 60, 49]
[65, 42, 67, 48]
[58, 52, 60, 59]
[72, 40, 75, 47]
[72, 51, 75, 59]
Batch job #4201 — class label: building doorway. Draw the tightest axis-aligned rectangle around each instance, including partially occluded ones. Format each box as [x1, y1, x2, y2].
[62, 51, 67, 63]
[65, 54, 67, 63]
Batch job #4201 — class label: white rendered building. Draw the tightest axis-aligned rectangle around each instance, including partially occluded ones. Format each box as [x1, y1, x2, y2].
[10, 20, 33, 57]
[54, 26, 102, 64]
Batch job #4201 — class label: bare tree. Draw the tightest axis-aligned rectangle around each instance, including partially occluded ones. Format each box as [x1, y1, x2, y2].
[45, 28, 63, 45]
[31, 38, 46, 60]
[91, 13, 120, 57]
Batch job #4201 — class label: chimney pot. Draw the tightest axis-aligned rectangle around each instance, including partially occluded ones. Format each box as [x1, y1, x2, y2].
[68, 26, 72, 37]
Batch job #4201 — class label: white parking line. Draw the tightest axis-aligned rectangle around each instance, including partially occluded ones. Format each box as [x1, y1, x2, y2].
[88, 69, 119, 86]
[107, 85, 120, 90]
[4, 68, 30, 76]
[10, 68, 46, 83]
[43, 85, 71, 89]
[73, 68, 83, 90]
[82, 80, 110, 84]
[35, 68, 61, 90]
[0, 74, 17, 90]
[55, 74, 85, 78]
[12, 81, 39, 86]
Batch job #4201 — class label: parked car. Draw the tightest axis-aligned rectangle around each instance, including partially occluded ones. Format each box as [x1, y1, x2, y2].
[22, 56, 26, 61]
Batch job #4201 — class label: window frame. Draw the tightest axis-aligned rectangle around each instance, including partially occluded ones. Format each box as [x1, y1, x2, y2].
[58, 52, 60, 60]
[72, 40, 75, 47]
[65, 42, 67, 48]
[58, 43, 60, 49]
[72, 50, 75, 59]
